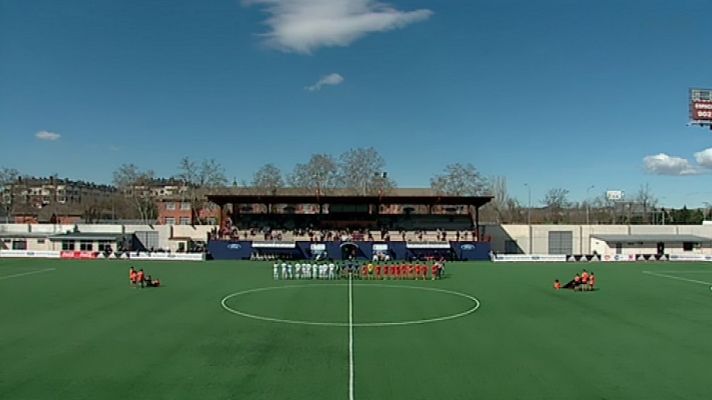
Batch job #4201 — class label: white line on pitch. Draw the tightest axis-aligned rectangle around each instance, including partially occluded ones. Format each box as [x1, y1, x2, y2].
[652, 270, 712, 274]
[0, 268, 55, 281]
[642, 270, 712, 286]
[348, 273, 355, 400]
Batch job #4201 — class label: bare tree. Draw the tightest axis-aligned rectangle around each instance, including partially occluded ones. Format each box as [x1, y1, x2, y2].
[252, 164, 284, 194]
[288, 154, 339, 193]
[112, 164, 157, 224]
[430, 163, 488, 196]
[486, 176, 518, 223]
[542, 188, 570, 223]
[81, 196, 113, 223]
[636, 183, 657, 224]
[338, 147, 396, 195]
[176, 157, 227, 224]
[0, 167, 19, 223]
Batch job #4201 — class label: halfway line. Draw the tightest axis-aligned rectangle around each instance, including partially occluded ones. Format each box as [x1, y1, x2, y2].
[0, 268, 56, 281]
[642, 270, 712, 286]
[348, 273, 355, 400]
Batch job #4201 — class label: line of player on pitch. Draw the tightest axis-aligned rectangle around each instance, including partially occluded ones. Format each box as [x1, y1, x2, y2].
[273, 261, 445, 280]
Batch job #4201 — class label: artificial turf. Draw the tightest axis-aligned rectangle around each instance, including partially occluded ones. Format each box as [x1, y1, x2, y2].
[1, 258, 711, 400]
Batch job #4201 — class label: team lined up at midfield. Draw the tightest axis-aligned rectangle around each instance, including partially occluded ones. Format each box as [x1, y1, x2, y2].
[273, 261, 445, 280]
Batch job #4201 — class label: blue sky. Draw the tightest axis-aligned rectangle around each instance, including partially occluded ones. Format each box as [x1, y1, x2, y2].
[1, 0, 711, 207]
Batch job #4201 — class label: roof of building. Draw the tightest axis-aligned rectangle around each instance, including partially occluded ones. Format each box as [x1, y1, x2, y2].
[48, 232, 129, 241]
[591, 234, 712, 243]
[12, 204, 85, 219]
[13, 176, 116, 191]
[207, 188, 493, 207]
[0, 232, 51, 239]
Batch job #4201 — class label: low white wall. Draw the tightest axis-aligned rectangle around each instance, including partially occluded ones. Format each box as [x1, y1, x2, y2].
[590, 239, 712, 257]
[5, 223, 712, 256]
[489, 224, 712, 255]
[0, 250, 60, 258]
[74, 225, 123, 234]
[0, 224, 34, 234]
[125, 252, 205, 261]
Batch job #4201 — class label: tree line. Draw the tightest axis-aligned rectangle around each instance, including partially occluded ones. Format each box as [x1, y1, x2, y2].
[1, 148, 709, 225]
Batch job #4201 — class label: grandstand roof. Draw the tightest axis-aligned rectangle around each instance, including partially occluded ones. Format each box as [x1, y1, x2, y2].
[208, 188, 493, 207]
[48, 232, 128, 241]
[592, 234, 712, 243]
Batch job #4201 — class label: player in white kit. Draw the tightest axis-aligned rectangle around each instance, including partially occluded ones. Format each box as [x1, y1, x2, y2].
[295, 262, 302, 280]
[273, 262, 280, 280]
[281, 262, 288, 279]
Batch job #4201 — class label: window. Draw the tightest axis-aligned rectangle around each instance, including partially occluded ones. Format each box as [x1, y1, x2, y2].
[62, 240, 75, 251]
[12, 240, 27, 250]
[548, 231, 573, 255]
[504, 240, 521, 254]
[180, 202, 191, 210]
[180, 217, 191, 225]
[165, 217, 176, 225]
[98, 241, 113, 252]
[37, 239, 45, 244]
[682, 242, 698, 251]
[79, 240, 93, 251]
[166, 202, 176, 210]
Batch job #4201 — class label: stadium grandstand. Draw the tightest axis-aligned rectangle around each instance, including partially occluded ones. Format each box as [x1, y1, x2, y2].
[206, 188, 494, 261]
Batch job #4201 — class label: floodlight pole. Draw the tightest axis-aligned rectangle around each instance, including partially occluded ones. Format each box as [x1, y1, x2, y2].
[525, 183, 532, 254]
[586, 185, 595, 225]
[524, 183, 531, 225]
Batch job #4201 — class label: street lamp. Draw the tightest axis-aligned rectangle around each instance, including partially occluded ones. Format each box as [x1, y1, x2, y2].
[586, 185, 595, 225]
[524, 183, 532, 254]
[524, 183, 531, 225]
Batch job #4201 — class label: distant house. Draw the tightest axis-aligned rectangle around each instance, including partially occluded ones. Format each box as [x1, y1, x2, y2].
[156, 197, 219, 225]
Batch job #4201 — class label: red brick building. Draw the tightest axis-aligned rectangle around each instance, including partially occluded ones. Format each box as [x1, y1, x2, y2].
[156, 198, 220, 225]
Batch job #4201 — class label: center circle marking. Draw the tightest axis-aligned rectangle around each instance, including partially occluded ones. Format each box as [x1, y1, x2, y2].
[221, 283, 481, 327]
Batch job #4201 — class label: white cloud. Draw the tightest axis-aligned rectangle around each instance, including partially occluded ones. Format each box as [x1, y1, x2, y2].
[306, 73, 344, 91]
[246, 0, 433, 54]
[694, 147, 712, 168]
[643, 153, 698, 176]
[35, 130, 61, 141]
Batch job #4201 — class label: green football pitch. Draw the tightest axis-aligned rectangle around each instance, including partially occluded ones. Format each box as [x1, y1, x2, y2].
[2, 259, 712, 400]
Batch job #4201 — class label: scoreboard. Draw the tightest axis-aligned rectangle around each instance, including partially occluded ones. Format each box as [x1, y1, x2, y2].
[690, 88, 712, 126]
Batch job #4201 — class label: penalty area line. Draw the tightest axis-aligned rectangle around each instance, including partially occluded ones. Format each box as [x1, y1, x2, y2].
[642, 270, 712, 286]
[0, 268, 56, 281]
